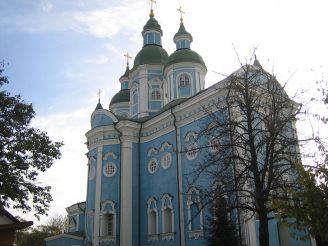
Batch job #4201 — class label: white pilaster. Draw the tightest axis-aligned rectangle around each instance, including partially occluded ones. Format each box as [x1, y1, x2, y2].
[94, 146, 103, 245]
[139, 68, 148, 118]
[120, 136, 133, 246]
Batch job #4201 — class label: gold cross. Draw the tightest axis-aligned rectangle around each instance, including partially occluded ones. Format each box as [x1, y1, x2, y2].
[97, 89, 102, 102]
[177, 6, 185, 22]
[149, 0, 156, 17]
[124, 53, 132, 66]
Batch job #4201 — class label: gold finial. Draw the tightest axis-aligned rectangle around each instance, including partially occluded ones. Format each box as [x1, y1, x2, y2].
[124, 53, 132, 66]
[177, 6, 185, 23]
[149, 0, 156, 17]
[97, 89, 102, 103]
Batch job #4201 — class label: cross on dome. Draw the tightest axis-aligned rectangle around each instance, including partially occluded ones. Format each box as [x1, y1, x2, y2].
[97, 89, 102, 103]
[149, 0, 156, 17]
[124, 53, 132, 66]
[177, 6, 185, 22]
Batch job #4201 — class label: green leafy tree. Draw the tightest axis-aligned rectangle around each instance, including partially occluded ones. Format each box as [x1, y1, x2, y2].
[0, 63, 63, 218]
[206, 197, 240, 246]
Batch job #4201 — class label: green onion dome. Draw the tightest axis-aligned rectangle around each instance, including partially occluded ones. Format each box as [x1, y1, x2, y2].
[165, 49, 206, 69]
[109, 89, 130, 106]
[133, 45, 168, 67]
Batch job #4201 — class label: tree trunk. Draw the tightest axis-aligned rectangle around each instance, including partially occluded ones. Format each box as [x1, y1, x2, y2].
[258, 212, 270, 246]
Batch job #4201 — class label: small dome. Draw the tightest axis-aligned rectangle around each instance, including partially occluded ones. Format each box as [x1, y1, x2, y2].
[142, 17, 162, 35]
[173, 22, 192, 42]
[133, 45, 168, 67]
[110, 89, 130, 106]
[119, 65, 130, 80]
[165, 49, 206, 69]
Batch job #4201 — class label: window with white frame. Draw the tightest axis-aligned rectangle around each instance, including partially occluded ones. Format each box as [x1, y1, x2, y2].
[148, 158, 158, 174]
[161, 194, 174, 234]
[179, 74, 190, 87]
[161, 152, 172, 169]
[186, 143, 198, 160]
[147, 197, 158, 237]
[100, 200, 116, 239]
[178, 74, 191, 97]
[151, 90, 161, 100]
[209, 137, 220, 153]
[187, 187, 203, 234]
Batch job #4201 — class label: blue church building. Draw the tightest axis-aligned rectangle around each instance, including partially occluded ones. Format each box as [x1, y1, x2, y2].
[46, 6, 315, 246]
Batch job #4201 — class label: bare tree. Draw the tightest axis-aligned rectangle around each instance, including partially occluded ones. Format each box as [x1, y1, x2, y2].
[191, 56, 302, 246]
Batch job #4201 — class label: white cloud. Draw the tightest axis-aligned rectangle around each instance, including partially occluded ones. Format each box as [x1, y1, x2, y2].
[41, 0, 54, 13]
[82, 55, 109, 65]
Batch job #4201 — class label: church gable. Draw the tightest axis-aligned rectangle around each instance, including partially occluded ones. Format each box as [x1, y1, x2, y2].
[91, 110, 117, 129]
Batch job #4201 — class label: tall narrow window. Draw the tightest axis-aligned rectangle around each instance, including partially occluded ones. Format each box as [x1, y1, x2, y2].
[187, 187, 203, 239]
[100, 200, 116, 242]
[147, 197, 159, 242]
[132, 91, 138, 115]
[161, 194, 174, 239]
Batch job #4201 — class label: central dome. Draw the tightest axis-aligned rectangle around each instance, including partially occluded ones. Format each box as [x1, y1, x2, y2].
[165, 49, 206, 69]
[133, 45, 168, 67]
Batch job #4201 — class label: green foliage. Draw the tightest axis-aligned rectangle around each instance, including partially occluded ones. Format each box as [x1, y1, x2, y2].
[206, 197, 240, 246]
[276, 162, 328, 241]
[0, 64, 63, 218]
[16, 214, 66, 246]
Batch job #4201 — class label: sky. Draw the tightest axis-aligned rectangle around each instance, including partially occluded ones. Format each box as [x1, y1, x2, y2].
[0, 0, 327, 225]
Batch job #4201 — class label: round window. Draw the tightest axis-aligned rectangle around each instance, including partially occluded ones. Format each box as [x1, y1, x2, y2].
[148, 158, 158, 174]
[103, 162, 117, 177]
[161, 152, 172, 169]
[186, 143, 198, 160]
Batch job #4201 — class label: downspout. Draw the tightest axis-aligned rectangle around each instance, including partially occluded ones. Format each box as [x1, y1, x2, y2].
[113, 122, 122, 245]
[171, 107, 183, 246]
[138, 122, 143, 246]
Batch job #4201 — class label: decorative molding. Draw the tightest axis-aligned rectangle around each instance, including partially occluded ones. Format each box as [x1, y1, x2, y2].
[159, 141, 173, 152]
[103, 152, 118, 160]
[188, 230, 203, 240]
[147, 147, 158, 157]
[161, 232, 175, 241]
[148, 234, 159, 242]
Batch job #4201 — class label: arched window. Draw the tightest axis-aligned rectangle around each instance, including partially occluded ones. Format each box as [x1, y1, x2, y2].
[187, 187, 203, 239]
[147, 197, 159, 242]
[100, 200, 116, 242]
[161, 194, 174, 237]
[133, 93, 138, 105]
[132, 91, 139, 116]
[178, 74, 192, 97]
[179, 74, 191, 87]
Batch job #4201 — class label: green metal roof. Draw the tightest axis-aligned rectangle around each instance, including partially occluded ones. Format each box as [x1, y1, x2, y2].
[165, 49, 206, 69]
[142, 17, 162, 35]
[173, 22, 192, 41]
[133, 45, 168, 67]
[110, 89, 130, 105]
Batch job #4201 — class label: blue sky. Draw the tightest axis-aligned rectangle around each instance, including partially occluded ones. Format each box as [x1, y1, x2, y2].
[1, 0, 327, 224]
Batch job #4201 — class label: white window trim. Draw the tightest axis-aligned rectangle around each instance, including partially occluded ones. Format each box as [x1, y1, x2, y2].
[100, 200, 116, 242]
[148, 158, 158, 174]
[187, 188, 203, 233]
[161, 194, 174, 235]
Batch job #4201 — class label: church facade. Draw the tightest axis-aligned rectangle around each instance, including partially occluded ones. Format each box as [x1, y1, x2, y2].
[46, 6, 314, 246]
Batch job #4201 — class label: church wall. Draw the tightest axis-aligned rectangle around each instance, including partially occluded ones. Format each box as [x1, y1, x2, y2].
[101, 144, 120, 203]
[140, 130, 180, 246]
